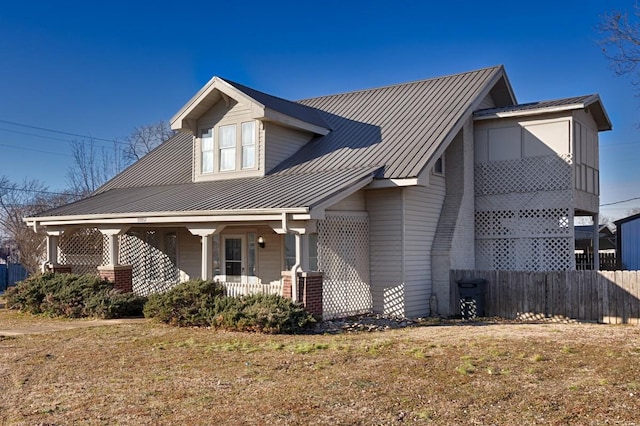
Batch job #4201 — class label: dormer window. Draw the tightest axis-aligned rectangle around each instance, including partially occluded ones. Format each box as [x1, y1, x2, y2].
[219, 124, 236, 171]
[241, 121, 256, 169]
[198, 120, 258, 176]
[201, 129, 214, 174]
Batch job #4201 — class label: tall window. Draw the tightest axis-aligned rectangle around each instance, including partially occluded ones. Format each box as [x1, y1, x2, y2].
[242, 121, 256, 169]
[201, 128, 214, 173]
[219, 124, 237, 171]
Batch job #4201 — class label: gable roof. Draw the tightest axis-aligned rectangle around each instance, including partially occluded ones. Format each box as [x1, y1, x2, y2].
[171, 76, 330, 136]
[274, 65, 514, 179]
[474, 94, 612, 131]
[29, 66, 520, 222]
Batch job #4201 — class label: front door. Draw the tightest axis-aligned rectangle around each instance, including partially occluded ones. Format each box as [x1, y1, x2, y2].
[224, 237, 243, 282]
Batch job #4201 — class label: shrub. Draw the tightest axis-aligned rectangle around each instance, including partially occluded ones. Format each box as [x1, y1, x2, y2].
[143, 279, 225, 326]
[5, 272, 146, 319]
[143, 281, 315, 334]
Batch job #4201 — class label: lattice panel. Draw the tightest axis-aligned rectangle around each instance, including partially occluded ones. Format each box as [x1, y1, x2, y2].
[119, 231, 179, 296]
[475, 154, 572, 196]
[476, 208, 572, 239]
[58, 228, 103, 275]
[476, 237, 575, 271]
[317, 216, 372, 319]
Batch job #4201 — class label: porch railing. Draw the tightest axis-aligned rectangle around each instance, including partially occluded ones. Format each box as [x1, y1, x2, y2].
[219, 281, 284, 297]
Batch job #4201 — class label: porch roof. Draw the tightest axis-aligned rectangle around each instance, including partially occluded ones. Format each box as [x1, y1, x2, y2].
[26, 166, 378, 225]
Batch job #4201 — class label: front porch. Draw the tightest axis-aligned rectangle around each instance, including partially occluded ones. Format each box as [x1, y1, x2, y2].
[40, 214, 371, 320]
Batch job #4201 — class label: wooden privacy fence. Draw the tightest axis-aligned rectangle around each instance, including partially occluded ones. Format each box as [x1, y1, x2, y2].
[451, 270, 640, 324]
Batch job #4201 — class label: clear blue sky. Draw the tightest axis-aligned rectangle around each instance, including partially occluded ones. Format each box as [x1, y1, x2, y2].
[1, 0, 638, 220]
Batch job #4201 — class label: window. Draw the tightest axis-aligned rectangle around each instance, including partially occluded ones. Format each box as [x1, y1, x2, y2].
[242, 121, 256, 169]
[433, 155, 445, 176]
[201, 128, 214, 173]
[309, 233, 318, 271]
[219, 124, 236, 171]
[284, 233, 296, 270]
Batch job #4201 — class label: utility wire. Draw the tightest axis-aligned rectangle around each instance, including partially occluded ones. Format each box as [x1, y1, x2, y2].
[0, 127, 118, 150]
[0, 118, 127, 146]
[0, 185, 73, 196]
[601, 196, 640, 207]
[0, 142, 73, 158]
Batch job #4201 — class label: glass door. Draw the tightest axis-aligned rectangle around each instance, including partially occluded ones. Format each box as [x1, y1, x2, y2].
[224, 237, 243, 282]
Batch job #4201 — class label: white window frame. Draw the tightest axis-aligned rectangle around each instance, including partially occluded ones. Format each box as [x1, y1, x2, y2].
[201, 128, 214, 174]
[196, 120, 258, 178]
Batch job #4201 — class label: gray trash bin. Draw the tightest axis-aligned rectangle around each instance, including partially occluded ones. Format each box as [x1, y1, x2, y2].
[457, 278, 486, 319]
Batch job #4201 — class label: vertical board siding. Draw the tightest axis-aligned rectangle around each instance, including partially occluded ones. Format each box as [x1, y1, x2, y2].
[451, 269, 640, 324]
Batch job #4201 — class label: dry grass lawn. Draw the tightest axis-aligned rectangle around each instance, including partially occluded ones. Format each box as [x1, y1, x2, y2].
[1, 307, 639, 425]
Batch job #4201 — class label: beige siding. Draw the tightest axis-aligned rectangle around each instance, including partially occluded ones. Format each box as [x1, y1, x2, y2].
[326, 190, 366, 211]
[194, 99, 264, 182]
[264, 122, 314, 172]
[366, 188, 404, 315]
[403, 181, 446, 317]
[255, 227, 283, 285]
[478, 92, 496, 110]
[177, 227, 201, 281]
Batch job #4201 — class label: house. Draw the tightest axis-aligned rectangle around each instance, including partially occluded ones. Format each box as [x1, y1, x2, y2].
[615, 213, 640, 269]
[574, 224, 617, 270]
[24, 66, 611, 318]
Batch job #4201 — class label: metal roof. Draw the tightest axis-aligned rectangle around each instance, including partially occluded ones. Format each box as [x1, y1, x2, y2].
[222, 78, 330, 130]
[31, 66, 517, 221]
[95, 132, 193, 194]
[275, 66, 509, 179]
[474, 94, 612, 131]
[37, 167, 378, 218]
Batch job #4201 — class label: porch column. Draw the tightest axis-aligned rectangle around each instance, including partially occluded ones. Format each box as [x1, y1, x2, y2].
[187, 225, 225, 280]
[97, 227, 132, 292]
[45, 229, 71, 273]
[592, 213, 600, 270]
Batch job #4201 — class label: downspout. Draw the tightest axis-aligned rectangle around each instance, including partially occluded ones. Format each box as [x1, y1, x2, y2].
[282, 212, 302, 303]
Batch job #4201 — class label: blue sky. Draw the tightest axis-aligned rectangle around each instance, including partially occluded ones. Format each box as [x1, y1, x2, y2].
[0, 0, 639, 220]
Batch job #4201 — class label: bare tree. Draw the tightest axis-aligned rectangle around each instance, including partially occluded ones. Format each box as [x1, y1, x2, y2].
[123, 120, 175, 162]
[600, 5, 640, 87]
[66, 139, 126, 197]
[0, 176, 73, 274]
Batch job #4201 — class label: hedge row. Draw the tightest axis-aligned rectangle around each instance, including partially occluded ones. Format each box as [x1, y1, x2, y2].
[5, 273, 146, 319]
[5, 274, 314, 334]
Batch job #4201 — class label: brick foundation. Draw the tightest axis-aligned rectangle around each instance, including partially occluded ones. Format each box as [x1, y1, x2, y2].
[281, 271, 323, 319]
[98, 265, 133, 293]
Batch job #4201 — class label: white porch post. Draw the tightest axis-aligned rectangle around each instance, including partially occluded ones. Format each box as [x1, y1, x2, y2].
[97, 227, 130, 266]
[45, 230, 63, 266]
[187, 225, 225, 280]
[592, 213, 600, 270]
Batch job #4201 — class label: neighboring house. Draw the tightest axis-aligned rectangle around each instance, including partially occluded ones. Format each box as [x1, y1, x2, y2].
[24, 66, 611, 318]
[575, 224, 616, 253]
[615, 213, 640, 270]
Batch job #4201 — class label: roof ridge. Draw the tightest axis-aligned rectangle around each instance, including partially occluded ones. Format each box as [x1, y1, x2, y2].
[296, 65, 503, 103]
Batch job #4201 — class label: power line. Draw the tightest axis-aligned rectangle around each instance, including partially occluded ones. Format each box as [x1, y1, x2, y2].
[0, 142, 73, 158]
[0, 118, 127, 146]
[601, 196, 640, 207]
[0, 185, 73, 196]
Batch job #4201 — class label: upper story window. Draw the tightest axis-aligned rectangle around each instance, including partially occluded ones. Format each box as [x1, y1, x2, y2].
[201, 129, 214, 174]
[219, 124, 236, 171]
[200, 120, 258, 175]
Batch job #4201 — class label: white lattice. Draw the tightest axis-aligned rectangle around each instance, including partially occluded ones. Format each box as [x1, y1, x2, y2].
[476, 208, 572, 239]
[475, 154, 572, 196]
[58, 228, 103, 275]
[475, 154, 576, 271]
[119, 231, 179, 296]
[317, 215, 372, 319]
